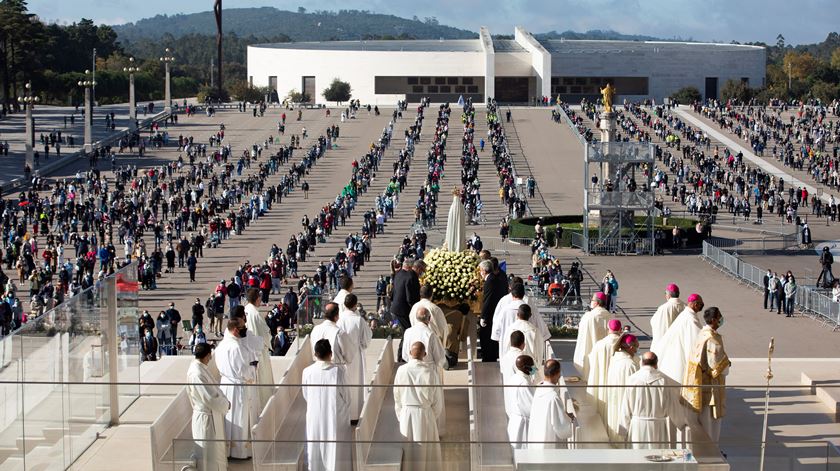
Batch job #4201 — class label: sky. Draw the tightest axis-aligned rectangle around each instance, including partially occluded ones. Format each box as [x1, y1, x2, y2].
[27, 0, 840, 45]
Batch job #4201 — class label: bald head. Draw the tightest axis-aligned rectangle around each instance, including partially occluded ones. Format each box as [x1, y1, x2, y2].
[544, 359, 562, 383]
[415, 307, 431, 325]
[641, 351, 658, 368]
[410, 341, 426, 360]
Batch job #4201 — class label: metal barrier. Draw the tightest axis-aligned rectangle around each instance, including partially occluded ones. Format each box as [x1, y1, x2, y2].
[701, 241, 840, 329]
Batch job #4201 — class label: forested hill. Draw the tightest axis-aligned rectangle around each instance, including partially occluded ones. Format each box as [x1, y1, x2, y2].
[113, 7, 477, 42]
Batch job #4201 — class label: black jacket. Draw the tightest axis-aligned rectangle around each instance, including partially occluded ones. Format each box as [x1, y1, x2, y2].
[481, 271, 508, 324]
[390, 269, 419, 322]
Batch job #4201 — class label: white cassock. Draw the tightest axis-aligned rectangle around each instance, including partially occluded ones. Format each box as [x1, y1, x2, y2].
[402, 322, 448, 434]
[244, 302, 275, 408]
[336, 308, 372, 421]
[572, 306, 611, 376]
[333, 289, 351, 317]
[187, 359, 229, 471]
[310, 319, 355, 365]
[215, 332, 259, 459]
[408, 298, 448, 342]
[302, 360, 352, 471]
[528, 381, 574, 449]
[503, 370, 534, 449]
[499, 346, 525, 379]
[586, 332, 620, 426]
[394, 359, 443, 470]
[619, 365, 689, 449]
[649, 297, 685, 346]
[491, 298, 523, 354]
[605, 350, 639, 444]
[651, 306, 702, 384]
[502, 319, 548, 377]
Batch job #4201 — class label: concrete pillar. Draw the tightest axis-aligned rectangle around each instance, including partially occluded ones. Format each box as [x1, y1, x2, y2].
[164, 62, 172, 114]
[84, 87, 93, 154]
[128, 73, 136, 131]
[24, 104, 34, 171]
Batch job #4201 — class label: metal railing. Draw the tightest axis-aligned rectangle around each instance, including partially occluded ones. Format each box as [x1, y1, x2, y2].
[701, 241, 840, 329]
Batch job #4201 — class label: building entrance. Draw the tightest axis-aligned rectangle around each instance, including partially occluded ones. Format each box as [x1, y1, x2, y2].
[494, 77, 530, 103]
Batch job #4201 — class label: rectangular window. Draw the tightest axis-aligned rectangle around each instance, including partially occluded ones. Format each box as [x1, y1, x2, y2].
[563, 77, 573, 85]
[462, 77, 474, 85]
[455, 85, 466, 93]
[575, 77, 586, 85]
[570, 86, 581, 94]
[412, 85, 424, 93]
[407, 77, 419, 85]
[420, 77, 431, 85]
[428, 85, 439, 93]
[440, 85, 451, 93]
[434, 77, 446, 85]
[447, 77, 459, 85]
[467, 85, 479, 93]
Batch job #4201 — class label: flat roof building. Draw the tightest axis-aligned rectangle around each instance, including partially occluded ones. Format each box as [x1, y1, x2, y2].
[247, 27, 765, 105]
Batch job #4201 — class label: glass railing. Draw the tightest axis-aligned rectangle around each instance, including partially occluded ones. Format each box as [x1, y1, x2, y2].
[0, 263, 140, 470]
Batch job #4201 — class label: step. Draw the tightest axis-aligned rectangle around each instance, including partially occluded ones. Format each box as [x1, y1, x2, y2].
[801, 371, 840, 422]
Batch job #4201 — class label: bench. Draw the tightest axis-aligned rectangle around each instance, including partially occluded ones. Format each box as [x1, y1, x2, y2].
[801, 371, 840, 422]
[149, 387, 193, 471]
[252, 336, 312, 471]
[353, 339, 401, 470]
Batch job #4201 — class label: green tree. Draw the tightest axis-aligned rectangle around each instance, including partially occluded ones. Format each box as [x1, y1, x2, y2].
[669, 86, 701, 104]
[720, 79, 753, 103]
[810, 80, 840, 103]
[831, 47, 840, 72]
[322, 78, 351, 105]
[285, 88, 309, 104]
[228, 79, 266, 102]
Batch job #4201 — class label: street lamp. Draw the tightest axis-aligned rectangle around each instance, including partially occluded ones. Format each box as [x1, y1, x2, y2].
[18, 81, 39, 171]
[160, 48, 175, 114]
[78, 70, 97, 154]
[124, 57, 139, 130]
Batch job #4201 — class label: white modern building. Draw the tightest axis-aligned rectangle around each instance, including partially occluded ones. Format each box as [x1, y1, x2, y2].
[247, 27, 765, 105]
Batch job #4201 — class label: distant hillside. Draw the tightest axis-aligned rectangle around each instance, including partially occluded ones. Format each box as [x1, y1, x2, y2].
[113, 7, 477, 42]
[534, 29, 670, 42]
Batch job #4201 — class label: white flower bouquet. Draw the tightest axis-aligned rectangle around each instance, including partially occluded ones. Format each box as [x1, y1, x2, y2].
[421, 248, 481, 302]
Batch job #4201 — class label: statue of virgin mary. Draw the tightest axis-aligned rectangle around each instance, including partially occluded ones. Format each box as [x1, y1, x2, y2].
[445, 187, 466, 252]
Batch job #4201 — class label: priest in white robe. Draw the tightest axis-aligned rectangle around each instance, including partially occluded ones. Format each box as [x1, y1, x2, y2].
[502, 304, 548, 376]
[504, 355, 535, 449]
[215, 319, 259, 459]
[333, 276, 354, 318]
[499, 330, 527, 379]
[187, 343, 230, 471]
[302, 338, 352, 471]
[651, 293, 704, 384]
[619, 352, 692, 449]
[649, 284, 685, 346]
[528, 359, 574, 449]
[573, 292, 611, 376]
[394, 342, 444, 470]
[243, 288, 274, 408]
[408, 285, 448, 343]
[311, 302, 355, 365]
[606, 334, 640, 445]
[586, 318, 622, 427]
[336, 293, 372, 422]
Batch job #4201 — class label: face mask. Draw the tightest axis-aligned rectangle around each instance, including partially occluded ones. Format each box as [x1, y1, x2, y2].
[238, 327, 248, 338]
[145, 332, 152, 338]
[718, 316, 724, 328]
[529, 366, 538, 376]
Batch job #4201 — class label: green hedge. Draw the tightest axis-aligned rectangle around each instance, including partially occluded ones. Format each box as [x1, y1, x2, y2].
[509, 215, 701, 247]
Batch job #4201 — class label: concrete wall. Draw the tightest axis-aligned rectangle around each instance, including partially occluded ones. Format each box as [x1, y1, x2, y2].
[550, 44, 765, 101]
[247, 46, 485, 105]
[480, 27, 495, 102]
[514, 27, 552, 99]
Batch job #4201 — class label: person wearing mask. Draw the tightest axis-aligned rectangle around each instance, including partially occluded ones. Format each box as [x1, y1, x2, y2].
[189, 324, 207, 353]
[215, 318, 259, 459]
[504, 355, 536, 449]
[192, 297, 205, 329]
[140, 327, 158, 362]
[528, 359, 574, 449]
[186, 343, 230, 471]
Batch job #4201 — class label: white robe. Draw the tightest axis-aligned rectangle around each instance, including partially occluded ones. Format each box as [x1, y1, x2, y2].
[394, 359, 443, 470]
[244, 302, 275, 408]
[333, 289, 351, 317]
[619, 365, 688, 449]
[336, 309, 372, 421]
[215, 332, 259, 459]
[302, 360, 352, 471]
[187, 359, 229, 471]
[572, 306, 611, 376]
[491, 298, 525, 347]
[310, 319, 355, 365]
[605, 350, 639, 444]
[651, 306, 702, 384]
[445, 194, 466, 252]
[528, 381, 573, 449]
[503, 370, 534, 449]
[649, 297, 685, 346]
[502, 319, 546, 377]
[408, 299, 448, 342]
[499, 346, 525, 379]
[586, 332, 620, 426]
[402, 322, 448, 435]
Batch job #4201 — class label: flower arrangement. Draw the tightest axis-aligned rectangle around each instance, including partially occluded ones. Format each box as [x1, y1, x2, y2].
[421, 247, 481, 302]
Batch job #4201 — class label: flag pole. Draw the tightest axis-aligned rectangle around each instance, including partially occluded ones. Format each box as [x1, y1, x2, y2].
[758, 337, 775, 471]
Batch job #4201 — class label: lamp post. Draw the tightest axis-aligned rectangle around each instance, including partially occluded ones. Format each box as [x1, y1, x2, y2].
[123, 57, 139, 131]
[18, 81, 39, 171]
[78, 70, 96, 154]
[160, 48, 175, 114]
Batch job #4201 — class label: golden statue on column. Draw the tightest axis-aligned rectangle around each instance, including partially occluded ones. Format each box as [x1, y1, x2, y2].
[600, 83, 616, 113]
